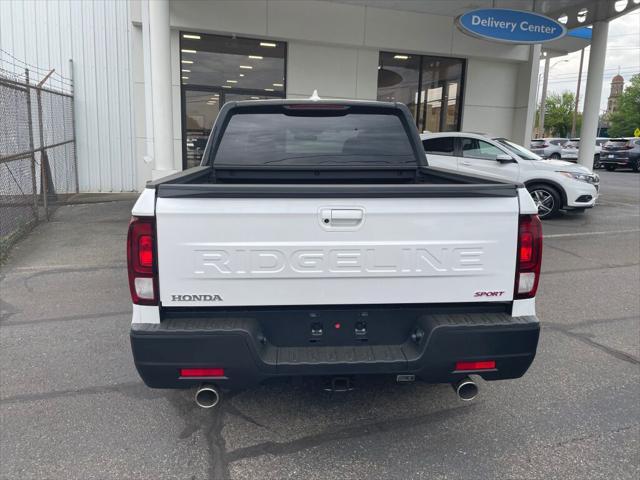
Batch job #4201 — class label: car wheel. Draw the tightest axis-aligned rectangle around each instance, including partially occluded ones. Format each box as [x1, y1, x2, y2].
[549, 153, 561, 160]
[605, 165, 616, 171]
[632, 159, 640, 173]
[528, 184, 561, 219]
[593, 155, 601, 169]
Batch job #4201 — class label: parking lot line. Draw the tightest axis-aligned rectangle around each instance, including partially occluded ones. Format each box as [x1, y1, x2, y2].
[544, 228, 640, 239]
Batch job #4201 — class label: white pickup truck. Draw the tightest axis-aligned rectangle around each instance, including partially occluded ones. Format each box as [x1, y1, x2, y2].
[128, 99, 542, 408]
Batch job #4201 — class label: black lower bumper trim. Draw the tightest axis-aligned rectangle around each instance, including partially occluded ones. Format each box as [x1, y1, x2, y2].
[131, 311, 539, 390]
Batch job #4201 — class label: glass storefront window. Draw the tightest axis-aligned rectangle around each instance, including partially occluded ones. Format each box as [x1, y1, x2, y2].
[377, 52, 465, 134]
[180, 33, 286, 169]
[377, 52, 421, 120]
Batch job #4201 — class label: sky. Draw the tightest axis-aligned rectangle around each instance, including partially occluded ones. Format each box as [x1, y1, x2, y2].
[539, 8, 640, 113]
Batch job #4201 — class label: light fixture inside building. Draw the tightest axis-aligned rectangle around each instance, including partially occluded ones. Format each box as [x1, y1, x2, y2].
[181, 69, 191, 73]
[222, 85, 231, 88]
[181, 60, 193, 64]
[181, 76, 189, 80]
[394, 55, 409, 60]
[248, 55, 263, 59]
[251, 96, 260, 99]
[181, 49, 197, 54]
[183, 34, 201, 40]
[260, 42, 277, 47]
[226, 80, 238, 83]
[239, 73, 245, 77]
[264, 88, 274, 91]
[239, 65, 253, 69]
[273, 83, 283, 87]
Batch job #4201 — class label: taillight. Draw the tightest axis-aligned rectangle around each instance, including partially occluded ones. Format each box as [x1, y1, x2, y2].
[514, 214, 543, 299]
[127, 216, 158, 305]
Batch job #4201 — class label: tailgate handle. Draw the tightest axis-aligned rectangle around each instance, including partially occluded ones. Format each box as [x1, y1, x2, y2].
[329, 208, 364, 226]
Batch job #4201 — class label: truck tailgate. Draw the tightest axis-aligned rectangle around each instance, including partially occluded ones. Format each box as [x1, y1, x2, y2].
[155, 195, 519, 307]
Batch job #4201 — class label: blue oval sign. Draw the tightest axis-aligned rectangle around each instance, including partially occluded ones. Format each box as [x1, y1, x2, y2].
[456, 9, 567, 44]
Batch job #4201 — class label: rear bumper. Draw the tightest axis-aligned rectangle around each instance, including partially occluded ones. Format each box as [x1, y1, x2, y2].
[600, 156, 634, 167]
[131, 310, 540, 390]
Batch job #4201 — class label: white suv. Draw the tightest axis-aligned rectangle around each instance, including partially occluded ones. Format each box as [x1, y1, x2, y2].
[421, 132, 599, 219]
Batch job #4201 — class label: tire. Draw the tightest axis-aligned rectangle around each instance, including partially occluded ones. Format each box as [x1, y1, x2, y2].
[593, 155, 601, 169]
[605, 165, 616, 171]
[632, 159, 640, 173]
[528, 184, 561, 219]
[549, 153, 561, 160]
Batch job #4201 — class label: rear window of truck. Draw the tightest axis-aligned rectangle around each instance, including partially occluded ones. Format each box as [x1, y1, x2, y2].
[213, 106, 416, 167]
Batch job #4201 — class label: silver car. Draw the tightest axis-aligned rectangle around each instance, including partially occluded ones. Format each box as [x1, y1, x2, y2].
[530, 138, 568, 159]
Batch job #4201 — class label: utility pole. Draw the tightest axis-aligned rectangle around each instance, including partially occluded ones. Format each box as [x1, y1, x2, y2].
[538, 56, 550, 137]
[571, 48, 585, 138]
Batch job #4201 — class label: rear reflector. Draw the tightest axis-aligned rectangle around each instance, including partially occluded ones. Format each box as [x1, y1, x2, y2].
[180, 368, 225, 377]
[515, 214, 543, 299]
[455, 360, 496, 371]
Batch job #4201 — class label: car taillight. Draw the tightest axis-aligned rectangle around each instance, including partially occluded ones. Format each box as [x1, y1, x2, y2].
[127, 216, 158, 305]
[514, 214, 543, 299]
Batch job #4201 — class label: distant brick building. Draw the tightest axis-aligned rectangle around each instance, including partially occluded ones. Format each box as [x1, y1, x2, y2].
[607, 74, 625, 114]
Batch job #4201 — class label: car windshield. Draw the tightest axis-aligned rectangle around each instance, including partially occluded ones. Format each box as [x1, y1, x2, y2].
[214, 106, 417, 167]
[495, 138, 541, 161]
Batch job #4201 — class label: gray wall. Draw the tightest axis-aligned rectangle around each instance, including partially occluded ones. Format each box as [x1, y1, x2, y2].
[0, 0, 136, 192]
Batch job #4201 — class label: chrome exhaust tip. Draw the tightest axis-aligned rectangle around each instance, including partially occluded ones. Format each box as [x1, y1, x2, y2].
[452, 377, 478, 401]
[195, 384, 220, 409]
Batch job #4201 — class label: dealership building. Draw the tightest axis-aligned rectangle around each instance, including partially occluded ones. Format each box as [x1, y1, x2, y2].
[0, 0, 636, 192]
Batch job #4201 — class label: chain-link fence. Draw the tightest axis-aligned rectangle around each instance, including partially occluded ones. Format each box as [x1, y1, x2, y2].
[1, 56, 77, 259]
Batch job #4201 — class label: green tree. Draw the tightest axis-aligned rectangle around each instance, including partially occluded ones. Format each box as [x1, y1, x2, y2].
[543, 91, 577, 137]
[608, 74, 640, 137]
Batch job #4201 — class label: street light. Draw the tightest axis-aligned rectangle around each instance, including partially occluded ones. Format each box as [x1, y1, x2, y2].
[538, 58, 570, 137]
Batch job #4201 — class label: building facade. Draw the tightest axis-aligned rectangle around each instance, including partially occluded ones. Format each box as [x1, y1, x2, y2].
[4, 0, 623, 192]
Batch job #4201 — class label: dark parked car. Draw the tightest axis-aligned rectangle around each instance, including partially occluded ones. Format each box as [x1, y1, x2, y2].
[600, 138, 640, 172]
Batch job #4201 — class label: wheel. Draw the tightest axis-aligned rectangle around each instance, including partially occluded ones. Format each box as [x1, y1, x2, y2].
[593, 155, 601, 169]
[605, 165, 616, 171]
[528, 184, 561, 219]
[549, 153, 561, 160]
[632, 159, 640, 173]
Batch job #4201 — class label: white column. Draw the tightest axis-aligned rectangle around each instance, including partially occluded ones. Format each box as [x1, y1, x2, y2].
[512, 44, 541, 146]
[148, 0, 176, 178]
[578, 21, 609, 171]
[538, 56, 550, 136]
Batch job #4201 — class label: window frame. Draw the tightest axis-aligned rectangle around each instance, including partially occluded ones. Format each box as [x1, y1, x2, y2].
[377, 51, 467, 134]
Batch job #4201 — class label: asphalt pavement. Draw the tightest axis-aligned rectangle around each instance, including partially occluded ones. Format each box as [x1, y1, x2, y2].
[1, 171, 638, 480]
